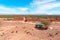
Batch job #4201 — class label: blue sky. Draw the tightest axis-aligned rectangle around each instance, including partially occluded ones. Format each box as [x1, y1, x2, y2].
[0, 0, 60, 15]
[0, 0, 32, 7]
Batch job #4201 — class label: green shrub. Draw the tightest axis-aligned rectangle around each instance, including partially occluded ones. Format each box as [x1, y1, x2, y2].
[40, 20, 50, 27]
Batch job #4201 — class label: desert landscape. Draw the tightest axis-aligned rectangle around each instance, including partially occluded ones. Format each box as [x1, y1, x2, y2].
[0, 0, 60, 40]
[0, 15, 60, 40]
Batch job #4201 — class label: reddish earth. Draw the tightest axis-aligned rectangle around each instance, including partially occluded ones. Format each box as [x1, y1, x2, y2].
[0, 16, 60, 22]
[0, 21, 60, 40]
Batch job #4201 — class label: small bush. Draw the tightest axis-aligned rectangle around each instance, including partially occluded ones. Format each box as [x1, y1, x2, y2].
[11, 31, 15, 33]
[40, 20, 50, 27]
[40, 20, 51, 30]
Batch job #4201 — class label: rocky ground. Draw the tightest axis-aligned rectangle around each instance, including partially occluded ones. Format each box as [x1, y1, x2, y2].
[0, 21, 60, 40]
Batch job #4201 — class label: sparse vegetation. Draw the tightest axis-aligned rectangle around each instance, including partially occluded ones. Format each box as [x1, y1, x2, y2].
[40, 20, 51, 30]
[0, 15, 60, 40]
[41, 20, 50, 27]
[11, 31, 15, 33]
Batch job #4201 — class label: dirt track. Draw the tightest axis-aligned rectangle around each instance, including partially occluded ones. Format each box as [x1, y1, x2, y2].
[0, 21, 60, 40]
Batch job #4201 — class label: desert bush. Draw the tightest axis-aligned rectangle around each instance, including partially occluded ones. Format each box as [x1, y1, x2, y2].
[11, 31, 15, 33]
[40, 20, 51, 27]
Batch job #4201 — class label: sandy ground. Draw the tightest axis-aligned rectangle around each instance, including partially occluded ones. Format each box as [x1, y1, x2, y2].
[0, 21, 60, 40]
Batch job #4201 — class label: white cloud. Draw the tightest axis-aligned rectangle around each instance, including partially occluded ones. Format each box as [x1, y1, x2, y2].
[0, 6, 17, 14]
[38, 2, 60, 11]
[0, 0, 60, 15]
[17, 8, 28, 11]
[46, 11, 60, 15]
[31, 0, 56, 7]
[0, 6, 16, 11]
[0, 6, 29, 15]
[29, 0, 60, 15]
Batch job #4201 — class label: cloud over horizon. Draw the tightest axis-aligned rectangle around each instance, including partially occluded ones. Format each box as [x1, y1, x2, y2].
[0, 0, 60, 15]
[30, 0, 60, 15]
